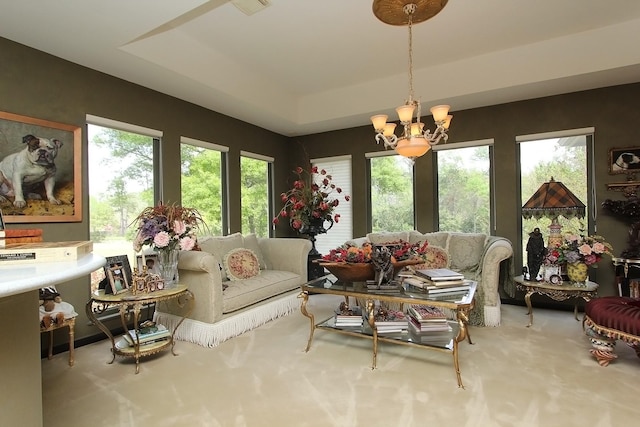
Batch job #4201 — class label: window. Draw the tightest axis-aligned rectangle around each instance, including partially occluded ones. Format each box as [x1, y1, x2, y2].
[368, 153, 415, 232]
[518, 129, 593, 277]
[434, 141, 492, 234]
[87, 116, 160, 294]
[240, 152, 273, 237]
[311, 156, 353, 255]
[180, 137, 228, 236]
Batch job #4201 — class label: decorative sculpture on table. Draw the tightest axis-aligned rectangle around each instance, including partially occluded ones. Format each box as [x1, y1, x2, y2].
[526, 227, 546, 281]
[371, 245, 394, 286]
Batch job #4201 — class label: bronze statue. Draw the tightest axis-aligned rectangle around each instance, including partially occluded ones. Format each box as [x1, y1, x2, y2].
[526, 227, 546, 281]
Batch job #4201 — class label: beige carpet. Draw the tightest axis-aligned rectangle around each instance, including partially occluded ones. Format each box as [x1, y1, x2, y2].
[42, 295, 640, 427]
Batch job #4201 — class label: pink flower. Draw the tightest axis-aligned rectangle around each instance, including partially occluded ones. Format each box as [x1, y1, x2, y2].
[173, 220, 187, 235]
[584, 254, 598, 265]
[153, 231, 171, 248]
[578, 243, 593, 256]
[592, 242, 606, 254]
[179, 236, 196, 251]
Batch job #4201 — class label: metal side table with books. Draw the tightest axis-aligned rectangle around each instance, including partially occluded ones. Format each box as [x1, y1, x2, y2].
[86, 284, 194, 374]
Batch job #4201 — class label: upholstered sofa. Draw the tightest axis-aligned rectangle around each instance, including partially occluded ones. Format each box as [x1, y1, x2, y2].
[345, 231, 514, 326]
[154, 233, 312, 347]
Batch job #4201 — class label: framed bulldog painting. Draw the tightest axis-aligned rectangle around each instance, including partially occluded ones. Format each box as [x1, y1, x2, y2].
[0, 111, 82, 223]
[609, 146, 640, 175]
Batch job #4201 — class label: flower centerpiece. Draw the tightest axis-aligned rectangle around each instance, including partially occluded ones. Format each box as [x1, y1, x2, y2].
[545, 234, 613, 283]
[273, 166, 350, 232]
[132, 203, 205, 287]
[319, 241, 428, 282]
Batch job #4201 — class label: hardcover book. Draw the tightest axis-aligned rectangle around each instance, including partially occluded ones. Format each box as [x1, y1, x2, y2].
[416, 268, 464, 281]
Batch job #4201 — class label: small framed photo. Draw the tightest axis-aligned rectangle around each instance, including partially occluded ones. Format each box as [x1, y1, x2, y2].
[102, 255, 132, 294]
[107, 264, 129, 294]
[609, 147, 640, 174]
[136, 254, 160, 275]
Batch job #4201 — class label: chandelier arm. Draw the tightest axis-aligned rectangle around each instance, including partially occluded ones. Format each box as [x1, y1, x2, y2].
[374, 132, 398, 150]
[423, 125, 449, 145]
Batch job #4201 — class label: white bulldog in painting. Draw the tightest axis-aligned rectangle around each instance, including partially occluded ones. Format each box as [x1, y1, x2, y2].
[0, 134, 63, 208]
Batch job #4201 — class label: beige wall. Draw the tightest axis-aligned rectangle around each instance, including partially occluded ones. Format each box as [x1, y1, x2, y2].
[2, 36, 639, 344]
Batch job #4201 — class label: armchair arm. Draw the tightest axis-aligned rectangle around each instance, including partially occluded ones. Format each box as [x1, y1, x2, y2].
[258, 238, 312, 278]
[480, 237, 514, 307]
[168, 250, 224, 324]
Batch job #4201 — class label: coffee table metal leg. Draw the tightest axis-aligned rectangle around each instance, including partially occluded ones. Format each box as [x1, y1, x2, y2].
[366, 299, 377, 369]
[298, 291, 315, 352]
[524, 290, 534, 327]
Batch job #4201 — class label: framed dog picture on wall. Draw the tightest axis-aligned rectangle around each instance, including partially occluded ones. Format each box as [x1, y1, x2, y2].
[0, 111, 82, 223]
[609, 146, 640, 175]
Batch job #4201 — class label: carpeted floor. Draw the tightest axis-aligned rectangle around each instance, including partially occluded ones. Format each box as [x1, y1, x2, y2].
[42, 294, 640, 427]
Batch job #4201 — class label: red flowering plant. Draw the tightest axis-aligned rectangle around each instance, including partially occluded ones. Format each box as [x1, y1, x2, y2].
[273, 166, 350, 231]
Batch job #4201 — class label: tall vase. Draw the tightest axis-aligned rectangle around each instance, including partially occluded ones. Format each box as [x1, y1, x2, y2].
[298, 217, 333, 280]
[157, 248, 179, 288]
[566, 262, 588, 286]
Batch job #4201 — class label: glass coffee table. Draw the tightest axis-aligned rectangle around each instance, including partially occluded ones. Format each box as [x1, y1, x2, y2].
[299, 275, 477, 388]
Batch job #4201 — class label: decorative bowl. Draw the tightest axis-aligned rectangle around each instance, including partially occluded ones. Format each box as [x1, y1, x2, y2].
[318, 258, 423, 283]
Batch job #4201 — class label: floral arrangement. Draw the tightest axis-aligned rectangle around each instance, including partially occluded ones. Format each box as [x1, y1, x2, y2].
[273, 166, 350, 231]
[132, 203, 205, 252]
[321, 241, 429, 263]
[545, 234, 613, 266]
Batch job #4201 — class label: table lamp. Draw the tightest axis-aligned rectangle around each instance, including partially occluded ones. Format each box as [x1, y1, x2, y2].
[522, 177, 586, 247]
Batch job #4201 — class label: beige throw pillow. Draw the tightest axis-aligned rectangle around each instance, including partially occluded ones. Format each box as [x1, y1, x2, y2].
[224, 248, 260, 281]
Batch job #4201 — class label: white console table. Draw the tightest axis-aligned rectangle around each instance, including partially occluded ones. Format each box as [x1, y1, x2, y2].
[0, 253, 105, 427]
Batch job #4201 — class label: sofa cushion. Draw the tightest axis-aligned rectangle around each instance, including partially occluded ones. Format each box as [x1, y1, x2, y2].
[414, 245, 449, 269]
[199, 233, 244, 281]
[243, 233, 268, 270]
[222, 270, 301, 313]
[409, 231, 450, 249]
[224, 248, 260, 281]
[367, 231, 410, 244]
[448, 233, 487, 271]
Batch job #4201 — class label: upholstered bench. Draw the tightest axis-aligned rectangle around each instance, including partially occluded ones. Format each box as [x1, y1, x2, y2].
[583, 296, 640, 366]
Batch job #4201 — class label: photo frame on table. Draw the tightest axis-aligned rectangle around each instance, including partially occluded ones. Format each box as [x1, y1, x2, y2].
[136, 253, 160, 276]
[609, 146, 640, 175]
[102, 255, 132, 295]
[107, 264, 129, 295]
[0, 111, 82, 223]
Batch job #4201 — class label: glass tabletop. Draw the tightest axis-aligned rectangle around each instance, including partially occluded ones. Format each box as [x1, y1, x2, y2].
[303, 274, 477, 308]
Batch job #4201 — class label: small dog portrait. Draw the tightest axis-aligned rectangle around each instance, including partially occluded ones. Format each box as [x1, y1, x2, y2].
[0, 134, 63, 208]
[371, 245, 394, 286]
[611, 152, 640, 172]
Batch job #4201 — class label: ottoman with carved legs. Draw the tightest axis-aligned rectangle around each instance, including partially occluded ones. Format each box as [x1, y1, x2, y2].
[583, 296, 640, 366]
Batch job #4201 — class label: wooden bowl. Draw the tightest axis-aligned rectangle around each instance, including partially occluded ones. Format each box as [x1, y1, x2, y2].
[318, 258, 423, 283]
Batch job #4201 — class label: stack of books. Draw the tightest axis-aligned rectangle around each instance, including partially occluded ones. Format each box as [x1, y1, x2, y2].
[0, 228, 43, 247]
[401, 268, 471, 300]
[334, 305, 363, 327]
[407, 305, 451, 333]
[372, 308, 408, 333]
[116, 324, 171, 349]
[365, 279, 402, 293]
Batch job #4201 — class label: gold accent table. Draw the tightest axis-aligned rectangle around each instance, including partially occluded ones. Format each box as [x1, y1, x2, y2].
[514, 275, 598, 327]
[299, 276, 476, 388]
[86, 284, 194, 374]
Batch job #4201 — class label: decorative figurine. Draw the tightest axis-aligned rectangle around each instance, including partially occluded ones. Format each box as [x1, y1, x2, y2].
[371, 245, 394, 286]
[526, 227, 546, 281]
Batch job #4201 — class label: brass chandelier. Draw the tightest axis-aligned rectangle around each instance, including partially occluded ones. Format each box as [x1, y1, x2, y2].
[370, 0, 452, 161]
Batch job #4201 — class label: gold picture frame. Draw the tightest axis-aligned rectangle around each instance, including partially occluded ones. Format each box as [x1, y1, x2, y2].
[0, 111, 82, 223]
[107, 263, 129, 295]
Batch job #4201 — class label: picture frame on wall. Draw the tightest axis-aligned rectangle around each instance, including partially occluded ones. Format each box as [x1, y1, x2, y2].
[609, 146, 640, 175]
[0, 111, 82, 223]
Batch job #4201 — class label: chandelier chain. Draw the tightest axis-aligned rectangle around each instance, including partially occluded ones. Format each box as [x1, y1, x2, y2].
[407, 8, 414, 104]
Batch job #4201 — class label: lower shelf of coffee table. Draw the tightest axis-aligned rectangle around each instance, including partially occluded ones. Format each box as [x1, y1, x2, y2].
[318, 316, 458, 351]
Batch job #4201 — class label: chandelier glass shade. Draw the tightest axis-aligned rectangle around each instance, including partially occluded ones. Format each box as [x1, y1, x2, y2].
[370, 1, 452, 161]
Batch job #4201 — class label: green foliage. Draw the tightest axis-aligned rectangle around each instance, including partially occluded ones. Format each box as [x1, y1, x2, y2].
[370, 156, 414, 232]
[241, 157, 269, 237]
